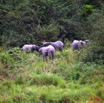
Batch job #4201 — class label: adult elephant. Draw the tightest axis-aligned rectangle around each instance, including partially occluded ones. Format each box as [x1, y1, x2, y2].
[22, 44, 39, 52]
[42, 40, 64, 52]
[71, 40, 84, 51]
[39, 45, 55, 61]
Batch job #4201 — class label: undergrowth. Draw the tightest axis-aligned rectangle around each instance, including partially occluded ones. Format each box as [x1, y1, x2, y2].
[0, 47, 104, 103]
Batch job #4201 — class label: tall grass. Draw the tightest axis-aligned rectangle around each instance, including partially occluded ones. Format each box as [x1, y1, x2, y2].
[0, 47, 104, 102]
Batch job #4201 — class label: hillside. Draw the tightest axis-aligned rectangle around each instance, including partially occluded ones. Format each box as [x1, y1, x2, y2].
[0, 47, 104, 103]
[0, 0, 104, 102]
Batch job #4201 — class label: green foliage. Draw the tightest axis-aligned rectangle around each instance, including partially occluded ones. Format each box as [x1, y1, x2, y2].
[0, 51, 13, 65]
[81, 43, 104, 64]
[0, 47, 27, 66]
[15, 75, 25, 85]
[0, 0, 83, 47]
[85, 4, 93, 10]
[0, 0, 104, 102]
[35, 22, 59, 43]
[80, 4, 93, 17]
[80, 8, 104, 64]
[29, 73, 66, 87]
[0, 47, 104, 102]
[0, 0, 104, 48]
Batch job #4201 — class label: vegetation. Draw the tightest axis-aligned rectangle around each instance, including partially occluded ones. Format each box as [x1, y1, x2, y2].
[0, 47, 104, 103]
[0, 0, 104, 102]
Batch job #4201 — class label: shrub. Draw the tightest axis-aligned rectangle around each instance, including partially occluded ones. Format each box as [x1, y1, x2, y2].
[80, 4, 93, 17]
[29, 73, 66, 88]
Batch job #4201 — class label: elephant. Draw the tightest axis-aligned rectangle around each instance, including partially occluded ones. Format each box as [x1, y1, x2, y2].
[39, 45, 55, 61]
[71, 40, 84, 51]
[42, 40, 64, 51]
[22, 44, 39, 52]
[81, 40, 89, 47]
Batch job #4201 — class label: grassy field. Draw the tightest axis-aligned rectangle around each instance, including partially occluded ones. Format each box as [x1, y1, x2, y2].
[0, 47, 104, 103]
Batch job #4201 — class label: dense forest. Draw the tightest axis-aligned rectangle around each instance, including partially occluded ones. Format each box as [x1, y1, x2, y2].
[0, 0, 104, 102]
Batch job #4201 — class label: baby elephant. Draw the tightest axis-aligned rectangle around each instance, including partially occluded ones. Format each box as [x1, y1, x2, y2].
[22, 44, 39, 52]
[39, 45, 55, 61]
[71, 40, 84, 51]
[42, 40, 64, 51]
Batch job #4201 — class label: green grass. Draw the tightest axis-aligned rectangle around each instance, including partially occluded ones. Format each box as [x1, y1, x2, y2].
[0, 47, 104, 103]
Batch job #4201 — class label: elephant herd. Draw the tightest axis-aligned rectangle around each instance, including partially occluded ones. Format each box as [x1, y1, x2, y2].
[22, 40, 89, 61]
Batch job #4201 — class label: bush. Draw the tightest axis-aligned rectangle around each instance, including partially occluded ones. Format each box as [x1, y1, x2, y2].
[29, 73, 66, 88]
[80, 8, 104, 64]
[80, 4, 93, 17]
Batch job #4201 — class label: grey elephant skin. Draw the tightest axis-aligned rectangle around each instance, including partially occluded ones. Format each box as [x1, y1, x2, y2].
[42, 41, 64, 51]
[22, 44, 39, 52]
[71, 40, 84, 51]
[39, 45, 55, 61]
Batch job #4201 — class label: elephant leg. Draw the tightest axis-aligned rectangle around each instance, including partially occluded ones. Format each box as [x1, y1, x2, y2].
[52, 53, 54, 60]
[78, 45, 80, 51]
[43, 52, 48, 61]
[49, 51, 54, 60]
[43, 53, 47, 61]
